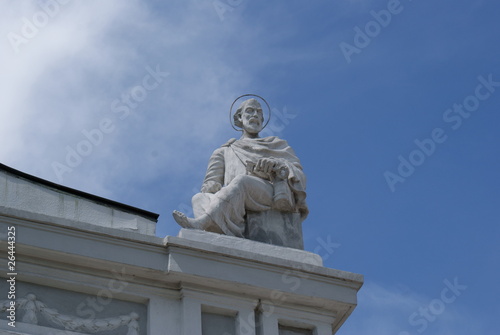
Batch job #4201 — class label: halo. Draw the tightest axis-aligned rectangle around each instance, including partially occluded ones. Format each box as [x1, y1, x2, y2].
[229, 94, 272, 131]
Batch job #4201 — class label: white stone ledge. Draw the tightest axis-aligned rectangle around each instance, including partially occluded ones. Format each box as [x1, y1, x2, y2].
[0, 210, 163, 246]
[175, 228, 323, 266]
[167, 229, 363, 286]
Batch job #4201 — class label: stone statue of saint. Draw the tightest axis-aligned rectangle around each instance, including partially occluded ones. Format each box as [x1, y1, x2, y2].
[173, 98, 308, 245]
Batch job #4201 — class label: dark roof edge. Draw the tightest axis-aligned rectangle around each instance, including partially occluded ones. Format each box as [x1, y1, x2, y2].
[0, 163, 159, 222]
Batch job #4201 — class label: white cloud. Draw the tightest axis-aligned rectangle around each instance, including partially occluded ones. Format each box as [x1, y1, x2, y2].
[0, 0, 253, 201]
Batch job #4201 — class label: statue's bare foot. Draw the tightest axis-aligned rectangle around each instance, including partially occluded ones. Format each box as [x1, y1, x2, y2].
[172, 210, 205, 230]
[172, 210, 192, 228]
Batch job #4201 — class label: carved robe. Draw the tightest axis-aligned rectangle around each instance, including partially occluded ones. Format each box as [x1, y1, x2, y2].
[192, 136, 308, 237]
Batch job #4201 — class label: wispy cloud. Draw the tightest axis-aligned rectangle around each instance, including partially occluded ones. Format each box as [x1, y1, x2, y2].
[0, 0, 252, 202]
[341, 280, 485, 335]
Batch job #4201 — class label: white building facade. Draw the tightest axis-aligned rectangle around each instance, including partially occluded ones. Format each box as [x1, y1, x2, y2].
[0, 163, 363, 335]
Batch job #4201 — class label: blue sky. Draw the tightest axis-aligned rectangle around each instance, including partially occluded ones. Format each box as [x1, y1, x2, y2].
[1, 0, 499, 333]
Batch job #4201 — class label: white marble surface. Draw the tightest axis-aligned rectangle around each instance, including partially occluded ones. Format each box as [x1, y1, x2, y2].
[177, 228, 322, 266]
[0, 168, 156, 235]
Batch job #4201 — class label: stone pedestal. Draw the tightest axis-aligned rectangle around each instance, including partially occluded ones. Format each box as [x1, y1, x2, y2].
[245, 210, 304, 249]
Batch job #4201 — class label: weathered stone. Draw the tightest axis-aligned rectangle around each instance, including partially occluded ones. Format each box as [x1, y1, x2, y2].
[0, 163, 158, 235]
[177, 228, 321, 266]
[173, 97, 308, 249]
[245, 210, 303, 249]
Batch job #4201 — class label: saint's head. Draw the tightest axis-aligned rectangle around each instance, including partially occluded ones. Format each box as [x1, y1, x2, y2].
[234, 98, 264, 137]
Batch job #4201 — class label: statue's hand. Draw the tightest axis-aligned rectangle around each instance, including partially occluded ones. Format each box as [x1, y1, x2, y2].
[201, 181, 222, 193]
[255, 158, 288, 176]
[255, 158, 278, 175]
[255, 158, 289, 180]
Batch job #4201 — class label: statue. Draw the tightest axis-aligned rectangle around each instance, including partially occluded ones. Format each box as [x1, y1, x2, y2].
[173, 96, 308, 248]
